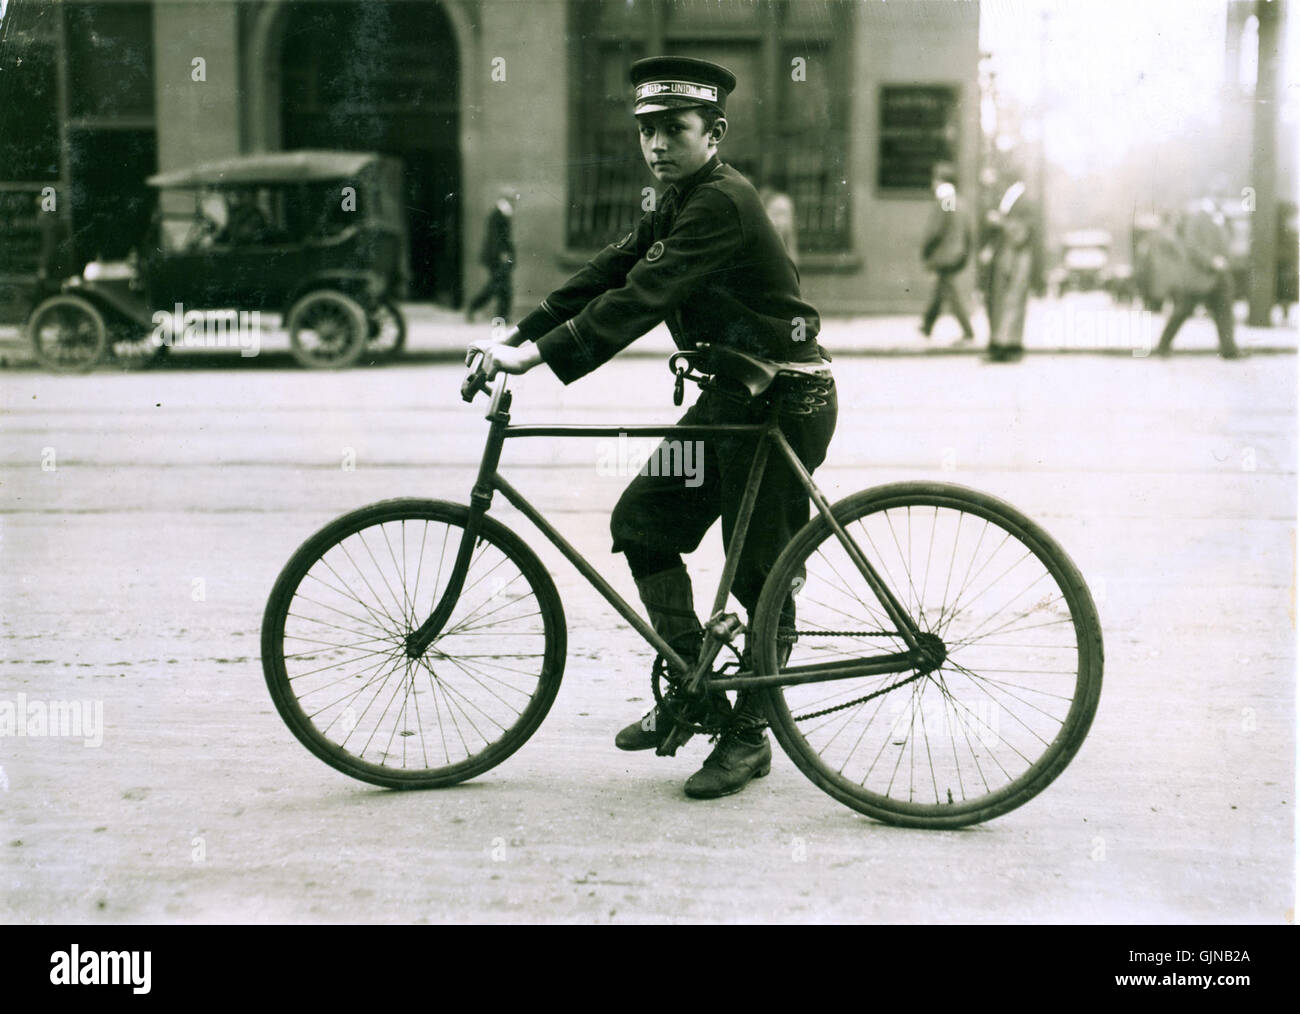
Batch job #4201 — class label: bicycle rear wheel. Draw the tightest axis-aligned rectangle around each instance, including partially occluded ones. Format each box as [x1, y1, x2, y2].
[752, 482, 1102, 828]
[261, 498, 566, 788]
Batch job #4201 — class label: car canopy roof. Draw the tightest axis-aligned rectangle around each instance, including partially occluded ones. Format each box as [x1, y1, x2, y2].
[1061, 229, 1113, 249]
[147, 150, 382, 188]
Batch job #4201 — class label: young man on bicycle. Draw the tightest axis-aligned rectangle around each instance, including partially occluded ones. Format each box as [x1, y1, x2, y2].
[468, 56, 837, 799]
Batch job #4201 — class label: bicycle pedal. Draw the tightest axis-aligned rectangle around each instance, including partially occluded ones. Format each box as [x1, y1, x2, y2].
[655, 723, 693, 757]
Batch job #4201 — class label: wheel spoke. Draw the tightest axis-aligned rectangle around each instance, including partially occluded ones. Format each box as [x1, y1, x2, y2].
[264, 504, 562, 785]
[759, 487, 1100, 827]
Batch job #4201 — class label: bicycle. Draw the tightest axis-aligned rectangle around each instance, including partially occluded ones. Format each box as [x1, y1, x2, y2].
[260, 344, 1103, 828]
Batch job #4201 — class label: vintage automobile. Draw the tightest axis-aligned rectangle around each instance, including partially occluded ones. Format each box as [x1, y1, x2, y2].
[1048, 229, 1113, 297]
[25, 150, 409, 372]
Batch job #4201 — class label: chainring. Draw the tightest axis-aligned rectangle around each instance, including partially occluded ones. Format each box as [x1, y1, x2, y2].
[649, 642, 744, 737]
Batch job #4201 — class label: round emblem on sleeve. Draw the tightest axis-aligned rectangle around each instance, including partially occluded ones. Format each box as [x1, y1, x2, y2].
[646, 241, 665, 262]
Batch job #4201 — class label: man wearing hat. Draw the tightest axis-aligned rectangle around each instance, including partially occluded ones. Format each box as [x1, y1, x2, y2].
[919, 162, 974, 342]
[467, 56, 837, 800]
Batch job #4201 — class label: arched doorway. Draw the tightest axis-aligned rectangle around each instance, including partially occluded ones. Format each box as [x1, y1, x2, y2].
[278, 0, 460, 303]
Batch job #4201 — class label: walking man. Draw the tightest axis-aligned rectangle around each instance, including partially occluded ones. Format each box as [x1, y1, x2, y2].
[1153, 198, 1243, 359]
[919, 162, 974, 341]
[465, 186, 517, 324]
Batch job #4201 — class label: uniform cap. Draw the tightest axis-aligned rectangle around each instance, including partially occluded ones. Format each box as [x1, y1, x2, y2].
[630, 56, 736, 116]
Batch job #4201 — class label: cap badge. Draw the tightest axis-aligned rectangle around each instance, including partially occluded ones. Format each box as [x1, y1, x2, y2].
[635, 80, 719, 104]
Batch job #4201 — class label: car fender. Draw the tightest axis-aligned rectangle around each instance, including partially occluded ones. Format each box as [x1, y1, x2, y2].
[284, 272, 384, 315]
[65, 280, 155, 329]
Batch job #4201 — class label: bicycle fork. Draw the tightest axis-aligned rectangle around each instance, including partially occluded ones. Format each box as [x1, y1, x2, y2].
[404, 386, 513, 659]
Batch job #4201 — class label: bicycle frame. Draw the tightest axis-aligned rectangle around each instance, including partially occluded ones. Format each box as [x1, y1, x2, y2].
[405, 374, 940, 688]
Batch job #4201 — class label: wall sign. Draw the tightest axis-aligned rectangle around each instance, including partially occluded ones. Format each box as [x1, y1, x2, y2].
[877, 85, 960, 192]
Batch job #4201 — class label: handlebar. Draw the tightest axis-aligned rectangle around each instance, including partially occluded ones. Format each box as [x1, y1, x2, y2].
[462, 326, 523, 403]
[461, 347, 511, 418]
[460, 362, 491, 402]
[463, 338, 736, 415]
[463, 346, 712, 408]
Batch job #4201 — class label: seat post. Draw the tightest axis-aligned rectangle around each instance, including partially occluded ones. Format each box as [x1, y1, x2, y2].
[706, 419, 774, 620]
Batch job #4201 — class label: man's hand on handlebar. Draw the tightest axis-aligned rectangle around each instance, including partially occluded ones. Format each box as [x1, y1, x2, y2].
[465, 339, 542, 378]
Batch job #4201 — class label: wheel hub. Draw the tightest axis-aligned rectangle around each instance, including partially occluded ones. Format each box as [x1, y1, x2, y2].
[914, 631, 947, 673]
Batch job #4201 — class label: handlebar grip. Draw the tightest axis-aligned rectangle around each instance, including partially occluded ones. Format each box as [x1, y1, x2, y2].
[461, 368, 490, 402]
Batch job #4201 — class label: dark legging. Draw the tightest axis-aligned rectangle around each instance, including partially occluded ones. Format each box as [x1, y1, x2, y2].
[611, 383, 837, 616]
[921, 269, 974, 337]
[467, 263, 513, 322]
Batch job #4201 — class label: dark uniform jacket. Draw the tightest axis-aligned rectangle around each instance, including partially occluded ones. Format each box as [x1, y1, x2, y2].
[516, 155, 824, 385]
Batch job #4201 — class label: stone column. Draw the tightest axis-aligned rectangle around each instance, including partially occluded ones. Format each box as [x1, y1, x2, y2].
[152, 0, 242, 172]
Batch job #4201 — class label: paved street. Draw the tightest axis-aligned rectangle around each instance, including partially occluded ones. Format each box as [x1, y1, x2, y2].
[0, 348, 1295, 923]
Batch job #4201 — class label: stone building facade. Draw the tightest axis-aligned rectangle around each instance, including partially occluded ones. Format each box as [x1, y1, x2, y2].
[0, 0, 981, 319]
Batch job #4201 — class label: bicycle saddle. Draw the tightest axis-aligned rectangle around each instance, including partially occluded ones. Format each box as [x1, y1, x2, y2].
[694, 343, 828, 398]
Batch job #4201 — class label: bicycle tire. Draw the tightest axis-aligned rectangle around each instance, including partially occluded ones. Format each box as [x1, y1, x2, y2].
[261, 498, 567, 788]
[751, 481, 1103, 829]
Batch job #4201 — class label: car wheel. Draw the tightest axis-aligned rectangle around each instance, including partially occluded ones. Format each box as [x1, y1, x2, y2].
[364, 299, 407, 363]
[27, 294, 109, 373]
[286, 291, 368, 369]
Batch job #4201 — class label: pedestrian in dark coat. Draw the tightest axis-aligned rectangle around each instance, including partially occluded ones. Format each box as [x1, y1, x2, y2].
[465, 187, 516, 323]
[919, 162, 974, 341]
[1153, 199, 1242, 358]
[986, 178, 1043, 362]
[1135, 212, 1183, 312]
[34, 196, 74, 300]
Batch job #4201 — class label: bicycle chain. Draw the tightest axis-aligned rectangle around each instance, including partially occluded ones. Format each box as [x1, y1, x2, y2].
[778, 628, 898, 640]
[791, 671, 927, 721]
[777, 628, 927, 721]
[650, 629, 918, 725]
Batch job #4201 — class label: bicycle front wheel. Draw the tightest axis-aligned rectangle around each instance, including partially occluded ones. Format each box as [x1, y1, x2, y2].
[752, 482, 1103, 828]
[261, 498, 566, 788]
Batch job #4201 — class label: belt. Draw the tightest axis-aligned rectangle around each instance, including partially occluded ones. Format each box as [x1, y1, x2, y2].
[770, 372, 835, 416]
[705, 370, 835, 417]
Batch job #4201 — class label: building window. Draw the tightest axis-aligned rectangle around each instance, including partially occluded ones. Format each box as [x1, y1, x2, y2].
[567, 0, 852, 253]
[0, 6, 60, 181]
[877, 84, 960, 192]
[65, 2, 155, 120]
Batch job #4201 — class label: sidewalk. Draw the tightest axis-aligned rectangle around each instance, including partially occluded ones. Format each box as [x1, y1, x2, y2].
[2, 292, 1294, 369]
[434, 293, 1298, 358]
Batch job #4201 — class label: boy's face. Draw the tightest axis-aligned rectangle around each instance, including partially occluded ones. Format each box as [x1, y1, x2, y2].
[637, 108, 720, 185]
